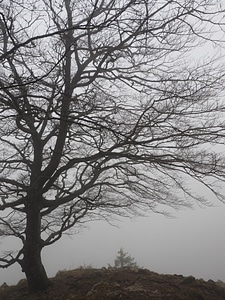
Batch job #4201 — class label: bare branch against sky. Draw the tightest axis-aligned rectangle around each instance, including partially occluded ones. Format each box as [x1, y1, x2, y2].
[0, 0, 225, 293]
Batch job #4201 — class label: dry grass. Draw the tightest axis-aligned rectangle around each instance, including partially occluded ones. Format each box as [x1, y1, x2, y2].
[1, 268, 225, 300]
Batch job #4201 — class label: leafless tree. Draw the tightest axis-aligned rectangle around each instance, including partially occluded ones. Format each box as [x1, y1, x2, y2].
[0, 0, 225, 293]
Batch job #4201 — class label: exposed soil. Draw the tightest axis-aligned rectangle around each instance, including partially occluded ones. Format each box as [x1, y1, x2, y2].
[1, 268, 225, 300]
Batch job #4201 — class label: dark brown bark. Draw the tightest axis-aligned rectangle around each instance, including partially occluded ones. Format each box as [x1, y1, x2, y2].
[20, 195, 51, 293]
[21, 243, 51, 293]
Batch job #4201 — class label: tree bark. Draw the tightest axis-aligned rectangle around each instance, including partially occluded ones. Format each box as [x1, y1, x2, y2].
[20, 196, 51, 293]
[21, 243, 51, 293]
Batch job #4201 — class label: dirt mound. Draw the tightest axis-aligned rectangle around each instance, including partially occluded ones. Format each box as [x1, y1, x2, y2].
[1, 268, 225, 300]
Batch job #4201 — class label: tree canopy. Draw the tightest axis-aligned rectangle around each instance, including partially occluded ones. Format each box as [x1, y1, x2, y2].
[0, 0, 225, 293]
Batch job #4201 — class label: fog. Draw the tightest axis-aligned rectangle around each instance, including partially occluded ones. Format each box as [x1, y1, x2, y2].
[1, 0, 225, 290]
[1, 202, 225, 285]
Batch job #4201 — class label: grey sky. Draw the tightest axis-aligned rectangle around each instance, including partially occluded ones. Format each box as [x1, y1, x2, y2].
[1, 0, 225, 289]
[1, 202, 225, 285]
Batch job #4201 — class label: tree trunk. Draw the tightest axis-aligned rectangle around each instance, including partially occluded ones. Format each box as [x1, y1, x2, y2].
[21, 243, 51, 293]
[21, 197, 51, 293]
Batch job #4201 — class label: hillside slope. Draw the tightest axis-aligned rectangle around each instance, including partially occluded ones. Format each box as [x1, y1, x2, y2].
[1, 268, 225, 300]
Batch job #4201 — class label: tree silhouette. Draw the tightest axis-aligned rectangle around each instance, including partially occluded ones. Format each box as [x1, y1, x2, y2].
[0, 0, 225, 293]
[113, 248, 138, 269]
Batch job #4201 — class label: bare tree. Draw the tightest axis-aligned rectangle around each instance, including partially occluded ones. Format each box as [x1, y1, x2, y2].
[0, 0, 225, 293]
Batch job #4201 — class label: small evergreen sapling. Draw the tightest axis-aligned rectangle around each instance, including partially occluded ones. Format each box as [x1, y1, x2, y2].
[112, 248, 138, 269]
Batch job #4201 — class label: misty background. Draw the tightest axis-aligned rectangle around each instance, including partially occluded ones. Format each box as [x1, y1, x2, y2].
[0, 1, 225, 288]
[1, 200, 225, 285]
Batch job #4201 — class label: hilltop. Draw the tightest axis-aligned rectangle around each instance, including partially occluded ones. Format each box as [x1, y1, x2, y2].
[1, 267, 225, 300]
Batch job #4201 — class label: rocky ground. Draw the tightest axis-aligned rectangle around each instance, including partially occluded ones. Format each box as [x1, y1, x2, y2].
[1, 267, 225, 300]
